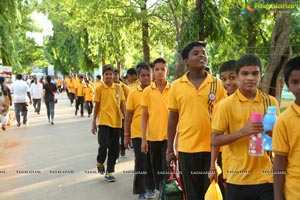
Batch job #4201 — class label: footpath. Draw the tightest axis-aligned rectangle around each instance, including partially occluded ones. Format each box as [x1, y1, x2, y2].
[0, 93, 144, 200]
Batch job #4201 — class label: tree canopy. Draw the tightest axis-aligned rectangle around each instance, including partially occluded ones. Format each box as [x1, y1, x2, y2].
[1, 0, 299, 100]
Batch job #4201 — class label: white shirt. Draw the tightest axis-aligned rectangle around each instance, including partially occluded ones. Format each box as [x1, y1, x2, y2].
[30, 82, 43, 99]
[11, 79, 30, 103]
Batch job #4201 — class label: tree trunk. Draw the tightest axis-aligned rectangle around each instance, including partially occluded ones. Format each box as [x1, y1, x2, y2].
[261, 0, 292, 105]
[141, 0, 150, 64]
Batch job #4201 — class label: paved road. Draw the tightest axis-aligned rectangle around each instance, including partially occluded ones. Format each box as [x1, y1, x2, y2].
[0, 93, 143, 200]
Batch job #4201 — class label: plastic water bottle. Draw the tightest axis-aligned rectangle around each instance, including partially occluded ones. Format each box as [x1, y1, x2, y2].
[262, 106, 277, 151]
[249, 113, 264, 156]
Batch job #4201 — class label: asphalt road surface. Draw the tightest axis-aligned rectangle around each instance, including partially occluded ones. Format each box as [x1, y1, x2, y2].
[0, 93, 154, 200]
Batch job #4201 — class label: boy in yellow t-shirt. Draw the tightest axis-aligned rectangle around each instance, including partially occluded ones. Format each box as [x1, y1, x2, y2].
[167, 41, 226, 200]
[273, 56, 300, 200]
[209, 60, 239, 197]
[91, 65, 125, 182]
[83, 79, 94, 117]
[141, 58, 171, 193]
[124, 62, 154, 200]
[75, 75, 85, 117]
[210, 54, 279, 200]
[113, 68, 130, 157]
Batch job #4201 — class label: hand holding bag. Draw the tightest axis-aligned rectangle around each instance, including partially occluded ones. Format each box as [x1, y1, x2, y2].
[159, 166, 184, 200]
[204, 180, 223, 200]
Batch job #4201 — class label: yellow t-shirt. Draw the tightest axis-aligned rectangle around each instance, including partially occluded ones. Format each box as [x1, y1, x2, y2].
[84, 85, 93, 101]
[213, 98, 229, 179]
[67, 80, 75, 93]
[57, 78, 63, 86]
[169, 72, 226, 152]
[212, 89, 279, 185]
[126, 86, 144, 138]
[129, 80, 141, 91]
[141, 81, 171, 141]
[273, 102, 300, 200]
[93, 83, 125, 128]
[75, 81, 84, 97]
[119, 82, 130, 100]
[95, 80, 103, 88]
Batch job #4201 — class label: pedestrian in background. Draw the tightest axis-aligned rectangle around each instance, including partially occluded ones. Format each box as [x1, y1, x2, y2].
[30, 77, 43, 114]
[43, 75, 57, 125]
[11, 74, 32, 127]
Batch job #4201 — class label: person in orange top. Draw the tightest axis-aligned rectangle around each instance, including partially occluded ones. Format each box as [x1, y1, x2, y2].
[141, 58, 171, 193]
[113, 68, 130, 157]
[66, 75, 75, 106]
[57, 77, 63, 93]
[83, 79, 94, 117]
[91, 64, 125, 182]
[167, 41, 226, 200]
[124, 62, 154, 199]
[75, 75, 85, 117]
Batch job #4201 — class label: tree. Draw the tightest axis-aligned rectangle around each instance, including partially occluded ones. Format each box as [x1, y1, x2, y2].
[261, 0, 292, 103]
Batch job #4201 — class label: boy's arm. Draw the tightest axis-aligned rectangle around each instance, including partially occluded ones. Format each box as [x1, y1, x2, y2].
[120, 100, 126, 118]
[208, 146, 220, 182]
[124, 110, 133, 149]
[91, 102, 100, 135]
[211, 120, 263, 147]
[141, 107, 149, 153]
[273, 154, 287, 200]
[166, 110, 178, 166]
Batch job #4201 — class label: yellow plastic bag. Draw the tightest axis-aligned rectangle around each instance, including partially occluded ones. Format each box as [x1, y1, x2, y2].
[204, 181, 223, 200]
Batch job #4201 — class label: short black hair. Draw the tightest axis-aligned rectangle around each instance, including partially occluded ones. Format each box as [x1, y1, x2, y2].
[46, 75, 52, 83]
[284, 56, 300, 87]
[136, 62, 151, 76]
[153, 58, 167, 66]
[236, 54, 262, 73]
[219, 60, 237, 74]
[96, 75, 101, 79]
[181, 41, 207, 60]
[102, 64, 114, 75]
[127, 68, 137, 76]
[113, 68, 120, 74]
[16, 74, 22, 80]
[149, 62, 154, 69]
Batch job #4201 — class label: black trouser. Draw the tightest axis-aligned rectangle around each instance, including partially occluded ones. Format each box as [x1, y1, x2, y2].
[58, 86, 62, 93]
[97, 125, 120, 173]
[132, 138, 147, 194]
[32, 98, 41, 113]
[85, 101, 93, 115]
[119, 119, 125, 154]
[147, 142, 155, 191]
[69, 92, 75, 105]
[75, 96, 84, 115]
[226, 183, 274, 200]
[149, 140, 167, 190]
[178, 152, 210, 200]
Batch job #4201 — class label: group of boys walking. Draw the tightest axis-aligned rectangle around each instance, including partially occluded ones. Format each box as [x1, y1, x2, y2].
[90, 41, 300, 200]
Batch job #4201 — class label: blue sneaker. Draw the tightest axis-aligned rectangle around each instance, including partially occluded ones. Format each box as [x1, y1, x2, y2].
[138, 193, 147, 200]
[145, 190, 156, 199]
[104, 173, 116, 182]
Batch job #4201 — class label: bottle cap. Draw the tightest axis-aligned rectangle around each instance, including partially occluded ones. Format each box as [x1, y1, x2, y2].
[268, 106, 277, 112]
[251, 113, 262, 122]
